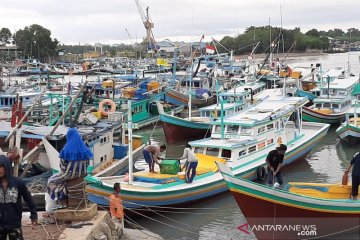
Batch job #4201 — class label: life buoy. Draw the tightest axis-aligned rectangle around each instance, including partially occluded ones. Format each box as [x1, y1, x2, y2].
[256, 166, 266, 181]
[99, 99, 116, 117]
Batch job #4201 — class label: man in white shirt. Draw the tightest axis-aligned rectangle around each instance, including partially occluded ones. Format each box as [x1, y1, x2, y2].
[179, 144, 198, 183]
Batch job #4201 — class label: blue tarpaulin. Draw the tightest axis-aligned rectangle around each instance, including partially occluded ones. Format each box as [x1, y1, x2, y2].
[59, 128, 93, 161]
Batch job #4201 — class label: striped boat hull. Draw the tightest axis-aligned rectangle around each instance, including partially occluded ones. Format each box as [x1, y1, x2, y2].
[85, 123, 329, 209]
[160, 113, 211, 144]
[336, 124, 360, 143]
[218, 166, 360, 239]
[302, 107, 344, 124]
[165, 89, 217, 108]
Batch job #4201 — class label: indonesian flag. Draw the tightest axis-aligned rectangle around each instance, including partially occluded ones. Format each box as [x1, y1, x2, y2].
[206, 44, 215, 54]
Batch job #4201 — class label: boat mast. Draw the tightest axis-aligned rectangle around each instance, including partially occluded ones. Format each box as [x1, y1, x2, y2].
[348, 29, 351, 74]
[188, 59, 193, 120]
[171, 47, 178, 86]
[128, 100, 134, 184]
[269, 17, 272, 67]
[220, 97, 224, 139]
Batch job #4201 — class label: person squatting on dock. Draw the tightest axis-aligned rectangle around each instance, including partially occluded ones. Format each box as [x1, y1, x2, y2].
[345, 152, 360, 200]
[266, 144, 287, 187]
[179, 144, 198, 183]
[110, 183, 124, 227]
[143, 144, 166, 173]
[0, 155, 38, 240]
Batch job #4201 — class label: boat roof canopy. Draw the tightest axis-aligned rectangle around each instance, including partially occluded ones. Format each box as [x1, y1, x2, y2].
[213, 96, 307, 126]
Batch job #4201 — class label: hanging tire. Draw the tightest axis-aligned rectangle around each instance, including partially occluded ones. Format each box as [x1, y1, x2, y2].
[256, 166, 266, 181]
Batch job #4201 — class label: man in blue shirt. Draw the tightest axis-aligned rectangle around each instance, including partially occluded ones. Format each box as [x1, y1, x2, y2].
[345, 152, 360, 200]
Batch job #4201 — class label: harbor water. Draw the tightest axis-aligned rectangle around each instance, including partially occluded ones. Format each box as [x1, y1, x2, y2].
[132, 52, 360, 240]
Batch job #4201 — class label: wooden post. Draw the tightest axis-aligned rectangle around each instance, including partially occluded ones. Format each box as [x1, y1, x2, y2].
[12, 129, 22, 177]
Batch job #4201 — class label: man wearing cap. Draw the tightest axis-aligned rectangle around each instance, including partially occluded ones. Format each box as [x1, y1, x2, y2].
[265, 144, 287, 186]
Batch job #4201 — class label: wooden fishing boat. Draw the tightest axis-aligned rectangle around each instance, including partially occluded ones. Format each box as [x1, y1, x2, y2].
[217, 163, 360, 239]
[160, 83, 265, 144]
[160, 82, 266, 143]
[165, 80, 217, 108]
[85, 91, 330, 209]
[336, 84, 360, 143]
[302, 71, 359, 124]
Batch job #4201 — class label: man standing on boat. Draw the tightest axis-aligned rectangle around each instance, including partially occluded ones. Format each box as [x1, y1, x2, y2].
[345, 152, 360, 200]
[0, 155, 38, 240]
[265, 144, 287, 187]
[143, 144, 166, 173]
[179, 144, 198, 183]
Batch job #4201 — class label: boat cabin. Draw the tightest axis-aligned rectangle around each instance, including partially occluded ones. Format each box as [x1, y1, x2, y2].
[190, 95, 307, 165]
[220, 82, 266, 103]
[199, 102, 247, 119]
[179, 77, 210, 92]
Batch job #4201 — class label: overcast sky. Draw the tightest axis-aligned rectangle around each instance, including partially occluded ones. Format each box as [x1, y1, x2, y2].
[1, 0, 359, 45]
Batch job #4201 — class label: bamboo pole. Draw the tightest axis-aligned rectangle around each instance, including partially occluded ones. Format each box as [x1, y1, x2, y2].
[20, 80, 88, 178]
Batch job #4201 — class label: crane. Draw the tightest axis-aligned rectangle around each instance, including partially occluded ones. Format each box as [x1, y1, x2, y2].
[134, 0, 157, 53]
[125, 28, 134, 45]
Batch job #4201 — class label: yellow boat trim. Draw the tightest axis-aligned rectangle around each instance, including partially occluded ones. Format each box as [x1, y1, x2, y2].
[230, 187, 360, 214]
[86, 181, 226, 202]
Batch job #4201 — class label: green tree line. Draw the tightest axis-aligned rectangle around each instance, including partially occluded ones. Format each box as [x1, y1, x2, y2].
[58, 43, 135, 56]
[1, 24, 359, 62]
[217, 26, 360, 55]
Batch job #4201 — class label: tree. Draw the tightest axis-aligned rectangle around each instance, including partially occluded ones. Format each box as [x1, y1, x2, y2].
[14, 24, 58, 61]
[327, 28, 345, 38]
[0, 28, 12, 45]
[305, 29, 319, 37]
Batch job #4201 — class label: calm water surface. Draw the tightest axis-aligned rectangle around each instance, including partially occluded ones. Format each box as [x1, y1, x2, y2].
[133, 52, 360, 240]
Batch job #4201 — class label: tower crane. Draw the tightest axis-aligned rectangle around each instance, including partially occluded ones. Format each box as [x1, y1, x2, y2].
[125, 28, 134, 45]
[134, 0, 157, 53]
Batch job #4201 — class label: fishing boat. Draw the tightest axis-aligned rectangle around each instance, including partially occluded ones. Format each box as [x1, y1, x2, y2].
[81, 78, 184, 129]
[302, 71, 359, 124]
[217, 163, 360, 239]
[299, 66, 347, 100]
[84, 90, 329, 209]
[336, 83, 360, 143]
[165, 76, 217, 107]
[0, 90, 42, 120]
[160, 82, 266, 143]
[165, 53, 229, 108]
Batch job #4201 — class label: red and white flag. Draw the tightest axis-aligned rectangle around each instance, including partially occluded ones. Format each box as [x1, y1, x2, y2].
[205, 44, 215, 54]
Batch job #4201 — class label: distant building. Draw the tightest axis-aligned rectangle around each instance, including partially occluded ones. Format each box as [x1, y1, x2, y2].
[179, 42, 206, 57]
[157, 39, 175, 53]
[0, 45, 20, 61]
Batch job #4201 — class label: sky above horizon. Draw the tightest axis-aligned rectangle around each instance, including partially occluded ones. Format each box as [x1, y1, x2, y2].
[1, 0, 359, 45]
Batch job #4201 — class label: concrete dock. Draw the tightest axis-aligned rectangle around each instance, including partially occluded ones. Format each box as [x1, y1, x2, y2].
[22, 211, 163, 240]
